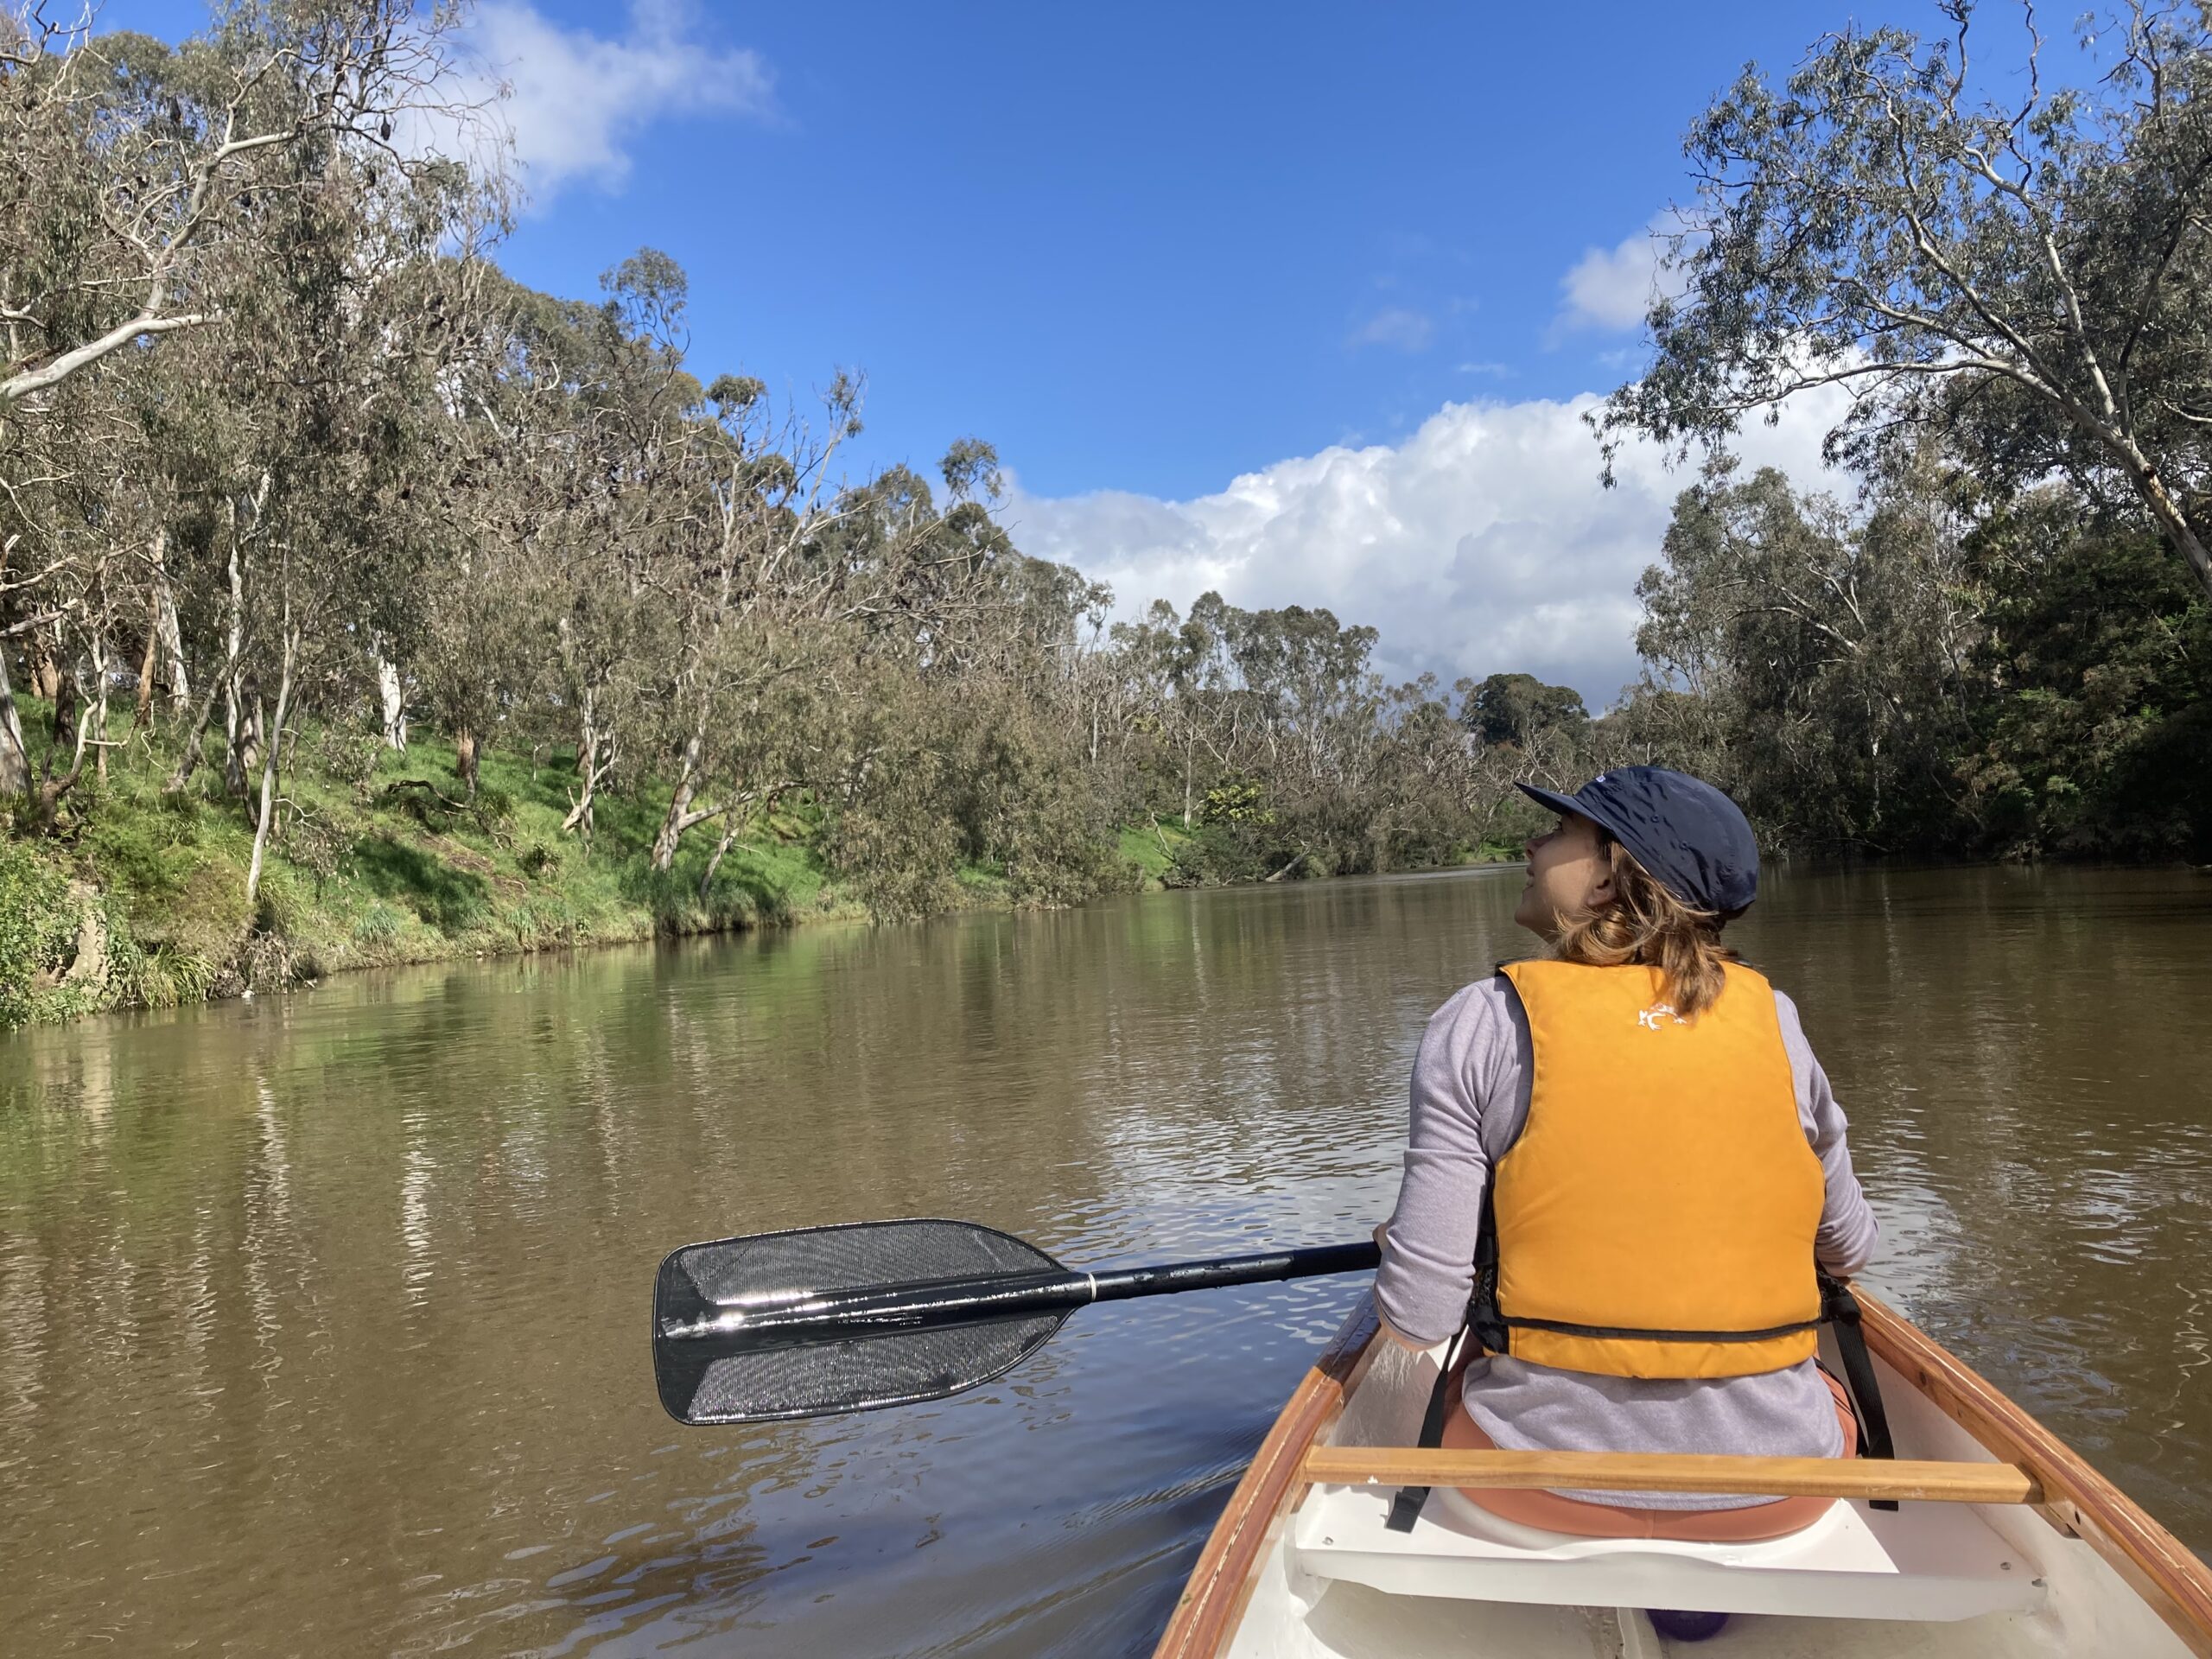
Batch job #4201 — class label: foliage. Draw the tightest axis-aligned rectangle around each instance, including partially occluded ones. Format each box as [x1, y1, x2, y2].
[1597, 0, 2212, 601]
[1959, 500, 2212, 856]
[0, 840, 74, 1027]
[1462, 674, 1588, 749]
[1630, 465, 2212, 860]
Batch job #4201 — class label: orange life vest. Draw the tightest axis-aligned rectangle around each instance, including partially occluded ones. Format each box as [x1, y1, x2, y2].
[1473, 957, 1826, 1379]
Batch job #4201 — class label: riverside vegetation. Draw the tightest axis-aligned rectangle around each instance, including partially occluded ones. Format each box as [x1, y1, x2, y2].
[3, 1, 2210, 1029]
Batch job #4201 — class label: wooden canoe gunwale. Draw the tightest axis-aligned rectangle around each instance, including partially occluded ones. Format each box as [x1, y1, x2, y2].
[1151, 1297, 1378, 1658]
[1856, 1289, 2212, 1659]
[1150, 1287, 2212, 1659]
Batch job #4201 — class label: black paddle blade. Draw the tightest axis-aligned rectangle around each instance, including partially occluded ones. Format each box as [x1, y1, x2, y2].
[653, 1218, 1071, 1426]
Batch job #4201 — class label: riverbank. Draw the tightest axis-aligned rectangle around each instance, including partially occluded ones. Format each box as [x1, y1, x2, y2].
[0, 695, 1539, 1033]
[0, 703, 983, 1031]
[0, 701, 1338, 1031]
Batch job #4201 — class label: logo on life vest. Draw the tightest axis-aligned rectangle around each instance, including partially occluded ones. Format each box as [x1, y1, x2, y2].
[1637, 1003, 1688, 1030]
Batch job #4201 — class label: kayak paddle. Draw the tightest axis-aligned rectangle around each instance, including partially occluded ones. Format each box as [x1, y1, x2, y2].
[652, 1217, 1380, 1426]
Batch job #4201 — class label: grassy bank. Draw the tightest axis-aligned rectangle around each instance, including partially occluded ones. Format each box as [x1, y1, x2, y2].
[0, 701, 888, 1030]
[0, 700, 1522, 1033]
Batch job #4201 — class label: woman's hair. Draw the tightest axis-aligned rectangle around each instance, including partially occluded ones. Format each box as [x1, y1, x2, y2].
[1550, 835, 1737, 1018]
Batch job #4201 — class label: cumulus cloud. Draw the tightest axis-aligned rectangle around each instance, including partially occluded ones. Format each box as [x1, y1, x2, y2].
[460, 0, 774, 206]
[1348, 307, 1435, 353]
[1006, 387, 1847, 708]
[1554, 218, 1688, 334]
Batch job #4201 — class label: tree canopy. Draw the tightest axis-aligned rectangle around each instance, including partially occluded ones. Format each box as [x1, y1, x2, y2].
[1597, 0, 2212, 601]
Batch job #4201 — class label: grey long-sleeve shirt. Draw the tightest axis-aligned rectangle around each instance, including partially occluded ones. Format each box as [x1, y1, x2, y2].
[1375, 972, 1879, 1508]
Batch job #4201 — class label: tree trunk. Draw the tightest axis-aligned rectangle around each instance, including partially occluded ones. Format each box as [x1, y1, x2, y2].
[0, 642, 30, 798]
[223, 672, 240, 785]
[166, 606, 240, 798]
[454, 727, 480, 798]
[163, 678, 221, 795]
[221, 512, 247, 791]
[135, 622, 159, 729]
[135, 529, 168, 726]
[699, 817, 744, 903]
[153, 543, 190, 715]
[48, 670, 79, 766]
[571, 686, 597, 780]
[89, 634, 111, 781]
[652, 771, 698, 871]
[29, 705, 96, 825]
[244, 626, 297, 913]
[376, 652, 406, 750]
[227, 672, 262, 799]
[562, 696, 607, 838]
[29, 625, 60, 702]
[2136, 467, 2212, 603]
[651, 723, 710, 871]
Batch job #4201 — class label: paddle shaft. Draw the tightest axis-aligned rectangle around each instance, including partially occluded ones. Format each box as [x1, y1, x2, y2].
[661, 1239, 1380, 1357]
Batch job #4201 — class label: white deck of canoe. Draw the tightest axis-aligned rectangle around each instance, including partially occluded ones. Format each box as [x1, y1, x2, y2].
[1220, 1332, 2195, 1657]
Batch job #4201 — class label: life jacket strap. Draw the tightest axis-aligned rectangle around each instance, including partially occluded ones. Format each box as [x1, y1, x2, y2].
[1384, 1319, 1472, 1534]
[1493, 1313, 1823, 1344]
[1821, 1274, 1897, 1510]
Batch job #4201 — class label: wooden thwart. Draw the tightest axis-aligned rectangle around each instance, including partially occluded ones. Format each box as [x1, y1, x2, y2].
[1300, 1446, 2044, 1506]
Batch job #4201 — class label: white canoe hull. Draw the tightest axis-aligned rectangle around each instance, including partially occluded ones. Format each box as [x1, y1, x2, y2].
[1157, 1294, 2212, 1658]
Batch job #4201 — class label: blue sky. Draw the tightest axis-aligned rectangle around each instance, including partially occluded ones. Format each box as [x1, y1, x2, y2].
[102, 1, 2024, 698]
[471, 0, 1873, 500]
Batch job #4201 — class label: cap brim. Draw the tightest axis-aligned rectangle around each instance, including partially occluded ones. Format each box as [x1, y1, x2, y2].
[1515, 782, 1582, 820]
[1515, 781, 1637, 849]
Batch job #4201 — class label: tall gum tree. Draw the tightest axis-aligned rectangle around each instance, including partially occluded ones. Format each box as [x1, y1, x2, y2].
[0, 2, 480, 416]
[1595, 0, 2212, 601]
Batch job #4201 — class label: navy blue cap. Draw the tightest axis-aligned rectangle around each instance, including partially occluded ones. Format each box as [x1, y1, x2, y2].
[1516, 766, 1759, 917]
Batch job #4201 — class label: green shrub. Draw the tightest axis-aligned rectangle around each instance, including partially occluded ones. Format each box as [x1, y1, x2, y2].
[252, 868, 312, 939]
[472, 783, 516, 834]
[284, 808, 352, 899]
[314, 725, 385, 801]
[516, 836, 563, 880]
[0, 843, 76, 1028]
[105, 920, 216, 1009]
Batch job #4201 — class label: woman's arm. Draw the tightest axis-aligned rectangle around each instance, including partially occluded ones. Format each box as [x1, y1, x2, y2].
[1374, 980, 1518, 1346]
[1775, 990, 1879, 1279]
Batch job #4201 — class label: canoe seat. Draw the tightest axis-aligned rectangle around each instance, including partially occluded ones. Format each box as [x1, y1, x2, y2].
[1290, 1481, 2044, 1623]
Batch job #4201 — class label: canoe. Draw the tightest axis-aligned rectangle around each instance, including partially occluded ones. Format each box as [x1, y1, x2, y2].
[1154, 1289, 2212, 1658]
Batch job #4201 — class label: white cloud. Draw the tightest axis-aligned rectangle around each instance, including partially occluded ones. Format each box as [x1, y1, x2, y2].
[1006, 387, 1848, 708]
[460, 0, 774, 206]
[1555, 218, 1687, 334]
[1348, 307, 1435, 353]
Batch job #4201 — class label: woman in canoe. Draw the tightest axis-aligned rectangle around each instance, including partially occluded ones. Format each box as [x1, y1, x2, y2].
[1375, 766, 1878, 1542]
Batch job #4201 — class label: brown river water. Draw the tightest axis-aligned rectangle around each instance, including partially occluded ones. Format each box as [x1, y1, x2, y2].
[2, 864, 2209, 1655]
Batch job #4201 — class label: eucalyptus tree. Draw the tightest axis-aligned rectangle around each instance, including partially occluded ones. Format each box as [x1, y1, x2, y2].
[1597, 0, 2212, 600]
[0, 0, 476, 415]
[1461, 672, 1589, 750]
[1636, 462, 1979, 849]
[1, 1, 493, 836]
[1224, 602, 1388, 830]
[1112, 592, 1253, 829]
[448, 264, 699, 831]
[642, 354, 865, 874]
[156, 39, 501, 902]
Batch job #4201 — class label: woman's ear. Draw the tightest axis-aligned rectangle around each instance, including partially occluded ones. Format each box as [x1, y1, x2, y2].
[1586, 851, 1618, 910]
